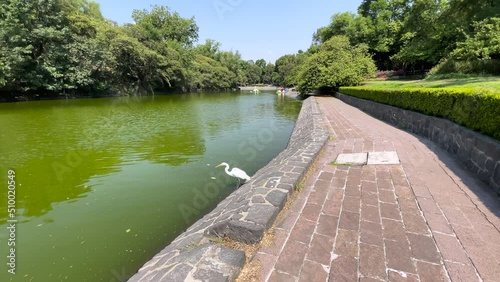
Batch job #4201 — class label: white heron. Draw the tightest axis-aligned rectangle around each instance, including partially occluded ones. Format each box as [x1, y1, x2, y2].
[215, 162, 251, 188]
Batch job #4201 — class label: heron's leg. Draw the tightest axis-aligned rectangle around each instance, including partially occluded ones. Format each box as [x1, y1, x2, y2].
[236, 178, 240, 189]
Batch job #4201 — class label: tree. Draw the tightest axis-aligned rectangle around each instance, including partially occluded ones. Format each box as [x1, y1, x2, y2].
[451, 17, 500, 60]
[131, 5, 198, 48]
[295, 36, 376, 93]
[194, 39, 221, 59]
[274, 54, 300, 86]
[185, 54, 235, 91]
[0, 0, 73, 94]
[262, 63, 275, 85]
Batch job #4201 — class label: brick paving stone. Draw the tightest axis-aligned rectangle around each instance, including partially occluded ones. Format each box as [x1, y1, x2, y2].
[275, 211, 299, 231]
[398, 198, 420, 215]
[361, 180, 378, 193]
[359, 243, 386, 280]
[274, 240, 308, 277]
[309, 190, 328, 206]
[394, 184, 414, 200]
[376, 170, 391, 180]
[316, 214, 339, 237]
[377, 178, 393, 190]
[343, 196, 361, 213]
[432, 194, 456, 207]
[331, 176, 347, 188]
[289, 218, 316, 245]
[425, 213, 454, 235]
[390, 166, 407, 183]
[407, 233, 441, 264]
[298, 260, 328, 282]
[318, 171, 334, 182]
[339, 211, 360, 231]
[361, 166, 377, 182]
[417, 197, 443, 215]
[380, 202, 402, 220]
[443, 206, 475, 229]
[345, 183, 362, 198]
[306, 233, 335, 265]
[385, 239, 416, 274]
[382, 218, 406, 242]
[252, 252, 276, 281]
[461, 247, 500, 281]
[451, 193, 476, 208]
[461, 206, 492, 227]
[416, 261, 449, 282]
[323, 196, 342, 217]
[433, 233, 470, 264]
[361, 204, 381, 223]
[330, 256, 358, 282]
[402, 211, 430, 235]
[411, 185, 433, 199]
[379, 189, 397, 204]
[335, 229, 359, 257]
[260, 229, 288, 256]
[301, 203, 323, 222]
[360, 220, 384, 247]
[445, 261, 481, 282]
[361, 190, 379, 206]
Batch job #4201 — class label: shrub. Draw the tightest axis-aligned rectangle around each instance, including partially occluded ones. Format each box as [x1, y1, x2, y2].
[339, 87, 500, 140]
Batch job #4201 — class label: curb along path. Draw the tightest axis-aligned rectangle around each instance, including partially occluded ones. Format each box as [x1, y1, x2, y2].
[250, 97, 500, 281]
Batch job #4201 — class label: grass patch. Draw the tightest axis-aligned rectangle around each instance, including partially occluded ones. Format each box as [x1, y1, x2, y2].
[361, 76, 500, 93]
[330, 161, 352, 167]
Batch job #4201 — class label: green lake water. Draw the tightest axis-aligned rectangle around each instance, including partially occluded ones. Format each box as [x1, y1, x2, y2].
[0, 92, 301, 281]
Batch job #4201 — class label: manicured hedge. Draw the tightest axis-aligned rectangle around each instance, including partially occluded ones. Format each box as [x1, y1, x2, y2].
[339, 87, 500, 140]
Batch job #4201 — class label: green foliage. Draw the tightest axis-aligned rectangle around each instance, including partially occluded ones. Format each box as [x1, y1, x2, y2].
[274, 54, 300, 86]
[427, 58, 500, 77]
[185, 54, 235, 90]
[131, 5, 198, 48]
[451, 17, 500, 60]
[295, 36, 376, 93]
[0, 1, 257, 97]
[340, 86, 500, 140]
[312, 0, 499, 73]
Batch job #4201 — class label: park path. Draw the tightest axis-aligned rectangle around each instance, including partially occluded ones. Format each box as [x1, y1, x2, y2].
[250, 96, 500, 281]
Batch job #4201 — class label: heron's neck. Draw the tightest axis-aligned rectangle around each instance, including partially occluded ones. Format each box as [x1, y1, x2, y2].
[224, 164, 230, 174]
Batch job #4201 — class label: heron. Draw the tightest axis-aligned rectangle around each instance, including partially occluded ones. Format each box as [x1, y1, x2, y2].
[215, 162, 251, 188]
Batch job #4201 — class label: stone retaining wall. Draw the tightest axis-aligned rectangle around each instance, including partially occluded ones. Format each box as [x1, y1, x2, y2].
[128, 97, 329, 281]
[336, 92, 500, 195]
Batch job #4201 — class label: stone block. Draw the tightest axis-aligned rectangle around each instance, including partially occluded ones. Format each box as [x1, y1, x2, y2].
[245, 204, 279, 229]
[367, 151, 400, 165]
[266, 190, 288, 209]
[336, 153, 368, 166]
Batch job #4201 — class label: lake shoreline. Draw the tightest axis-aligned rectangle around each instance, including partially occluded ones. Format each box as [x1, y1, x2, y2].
[128, 97, 329, 281]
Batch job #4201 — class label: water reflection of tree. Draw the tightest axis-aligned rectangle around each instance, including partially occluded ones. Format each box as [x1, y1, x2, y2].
[0, 94, 208, 222]
[0, 151, 121, 223]
[274, 96, 302, 120]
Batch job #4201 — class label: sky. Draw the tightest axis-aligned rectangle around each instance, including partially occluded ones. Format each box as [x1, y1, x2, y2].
[97, 0, 362, 63]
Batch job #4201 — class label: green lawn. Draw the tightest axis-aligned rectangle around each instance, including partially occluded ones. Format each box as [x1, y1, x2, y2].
[361, 76, 500, 93]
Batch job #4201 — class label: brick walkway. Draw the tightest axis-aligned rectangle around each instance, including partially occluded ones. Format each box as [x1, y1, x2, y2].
[251, 97, 500, 282]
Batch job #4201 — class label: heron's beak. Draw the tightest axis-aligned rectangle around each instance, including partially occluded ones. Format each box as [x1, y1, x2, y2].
[215, 164, 222, 168]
